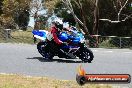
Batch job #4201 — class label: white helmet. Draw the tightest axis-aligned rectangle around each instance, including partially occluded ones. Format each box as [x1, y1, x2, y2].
[54, 18, 63, 25]
[53, 18, 63, 30]
[63, 22, 69, 29]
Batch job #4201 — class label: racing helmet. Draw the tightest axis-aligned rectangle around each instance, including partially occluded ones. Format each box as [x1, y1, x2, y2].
[54, 18, 63, 30]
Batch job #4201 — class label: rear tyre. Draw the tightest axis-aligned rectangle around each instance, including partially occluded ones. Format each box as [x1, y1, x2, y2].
[79, 47, 94, 63]
[37, 42, 54, 60]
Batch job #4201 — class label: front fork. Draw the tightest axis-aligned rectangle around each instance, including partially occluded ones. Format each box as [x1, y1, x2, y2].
[75, 43, 91, 56]
[73, 43, 85, 57]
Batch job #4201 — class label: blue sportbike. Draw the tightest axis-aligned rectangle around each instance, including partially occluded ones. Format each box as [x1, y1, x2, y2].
[32, 28, 94, 63]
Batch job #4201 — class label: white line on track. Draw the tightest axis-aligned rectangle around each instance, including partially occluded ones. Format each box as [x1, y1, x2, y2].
[93, 50, 98, 52]
[124, 52, 132, 54]
[104, 51, 113, 53]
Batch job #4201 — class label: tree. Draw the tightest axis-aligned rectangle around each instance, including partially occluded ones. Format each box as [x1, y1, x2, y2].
[44, 0, 132, 36]
[30, 0, 46, 29]
[44, 0, 92, 34]
[59, 0, 87, 34]
[15, 0, 31, 30]
[93, 0, 99, 35]
[44, 0, 60, 15]
[0, 0, 19, 29]
[0, 0, 31, 30]
[99, 0, 132, 36]
[99, 0, 132, 23]
[0, 0, 4, 15]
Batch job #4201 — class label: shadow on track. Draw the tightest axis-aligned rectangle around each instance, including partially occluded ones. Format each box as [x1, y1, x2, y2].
[27, 57, 82, 63]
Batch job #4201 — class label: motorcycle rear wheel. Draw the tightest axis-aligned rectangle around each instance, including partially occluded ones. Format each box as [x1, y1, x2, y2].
[37, 42, 54, 60]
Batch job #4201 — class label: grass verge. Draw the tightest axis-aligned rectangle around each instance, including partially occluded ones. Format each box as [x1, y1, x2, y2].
[0, 30, 34, 44]
[0, 74, 112, 88]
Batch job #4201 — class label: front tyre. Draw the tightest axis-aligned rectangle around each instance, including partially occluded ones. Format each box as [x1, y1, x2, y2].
[79, 47, 94, 63]
[37, 42, 54, 60]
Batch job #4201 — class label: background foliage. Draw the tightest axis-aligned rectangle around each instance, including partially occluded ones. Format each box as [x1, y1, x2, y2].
[0, 0, 132, 46]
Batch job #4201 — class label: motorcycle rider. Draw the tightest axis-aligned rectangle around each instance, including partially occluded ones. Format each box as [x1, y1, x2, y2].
[46, 18, 69, 57]
[50, 19, 64, 45]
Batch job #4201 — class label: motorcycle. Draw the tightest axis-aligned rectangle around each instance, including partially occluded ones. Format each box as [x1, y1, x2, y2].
[32, 28, 94, 63]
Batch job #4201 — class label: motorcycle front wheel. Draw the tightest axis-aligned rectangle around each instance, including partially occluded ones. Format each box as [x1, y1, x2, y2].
[37, 42, 54, 60]
[79, 47, 94, 63]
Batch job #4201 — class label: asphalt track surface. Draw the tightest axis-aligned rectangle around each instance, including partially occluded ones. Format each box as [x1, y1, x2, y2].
[0, 43, 132, 87]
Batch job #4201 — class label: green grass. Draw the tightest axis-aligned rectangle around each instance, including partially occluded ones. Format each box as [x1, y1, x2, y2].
[98, 40, 118, 49]
[0, 74, 112, 88]
[0, 30, 34, 44]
